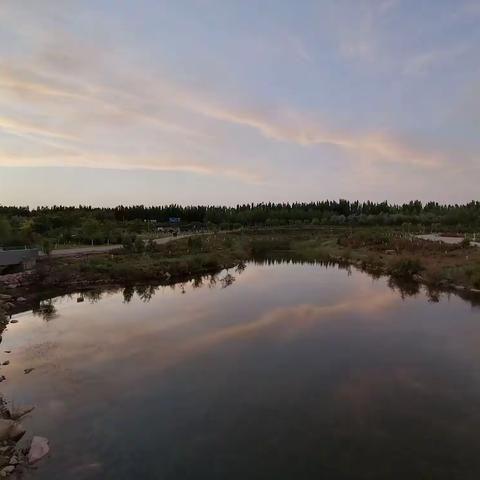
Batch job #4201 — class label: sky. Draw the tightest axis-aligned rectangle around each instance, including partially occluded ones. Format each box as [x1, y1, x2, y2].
[0, 0, 479, 207]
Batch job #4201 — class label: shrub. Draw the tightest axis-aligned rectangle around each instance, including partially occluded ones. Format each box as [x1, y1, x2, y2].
[223, 236, 233, 249]
[465, 263, 480, 288]
[134, 237, 145, 253]
[249, 238, 291, 257]
[42, 239, 53, 255]
[187, 236, 203, 252]
[389, 257, 424, 278]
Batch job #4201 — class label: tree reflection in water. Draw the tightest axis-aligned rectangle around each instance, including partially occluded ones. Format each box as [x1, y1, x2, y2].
[36, 257, 480, 310]
[32, 299, 58, 321]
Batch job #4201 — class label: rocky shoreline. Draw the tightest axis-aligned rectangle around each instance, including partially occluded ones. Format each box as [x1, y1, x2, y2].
[0, 294, 49, 478]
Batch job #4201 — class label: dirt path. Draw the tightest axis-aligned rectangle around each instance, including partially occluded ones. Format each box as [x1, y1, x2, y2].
[47, 245, 123, 257]
[47, 233, 202, 257]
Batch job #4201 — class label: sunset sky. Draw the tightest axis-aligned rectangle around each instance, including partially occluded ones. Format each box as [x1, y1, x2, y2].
[0, 0, 479, 206]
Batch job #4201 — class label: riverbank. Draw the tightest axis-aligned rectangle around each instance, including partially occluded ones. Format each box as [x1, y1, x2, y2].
[1, 228, 480, 306]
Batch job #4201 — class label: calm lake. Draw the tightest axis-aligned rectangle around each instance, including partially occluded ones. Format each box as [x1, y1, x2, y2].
[3, 261, 480, 479]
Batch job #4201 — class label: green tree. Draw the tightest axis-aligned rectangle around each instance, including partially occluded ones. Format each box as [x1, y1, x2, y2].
[42, 239, 53, 255]
[82, 218, 102, 245]
[134, 236, 145, 253]
[0, 217, 11, 246]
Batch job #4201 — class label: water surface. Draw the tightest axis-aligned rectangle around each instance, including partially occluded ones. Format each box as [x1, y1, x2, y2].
[2, 262, 480, 479]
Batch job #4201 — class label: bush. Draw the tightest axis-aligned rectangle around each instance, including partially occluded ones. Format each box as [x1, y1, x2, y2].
[134, 237, 145, 253]
[223, 236, 233, 249]
[465, 263, 480, 288]
[42, 239, 53, 255]
[249, 238, 291, 256]
[389, 257, 424, 278]
[187, 236, 203, 252]
[122, 234, 135, 251]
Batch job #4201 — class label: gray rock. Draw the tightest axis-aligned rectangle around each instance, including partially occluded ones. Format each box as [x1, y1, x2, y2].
[8, 423, 26, 442]
[0, 421, 14, 442]
[0, 465, 14, 477]
[8, 321, 17, 325]
[16, 298, 26, 303]
[0, 420, 25, 442]
[8, 456, 17, 466]
[10, 406, 34, 420]
[1, 362, 8, 367]
[28, 436, 49, 464]
[23, 368, 34, 375]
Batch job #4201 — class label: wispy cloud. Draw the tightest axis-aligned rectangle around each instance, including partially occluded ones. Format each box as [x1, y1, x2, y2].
[0, 51, 447, 175]
[0, 149, 263, 184]
[0, 116, 76, 142]
[184, 101, 445, 168]
[286, 35, 313, 63]
[403, 44, 468, 77]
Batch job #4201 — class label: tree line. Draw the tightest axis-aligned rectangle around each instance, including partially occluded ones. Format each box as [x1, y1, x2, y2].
[0, 200, 479, 248]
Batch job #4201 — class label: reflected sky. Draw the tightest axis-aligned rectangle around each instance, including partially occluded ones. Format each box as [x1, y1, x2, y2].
[2, 262, 480, 479]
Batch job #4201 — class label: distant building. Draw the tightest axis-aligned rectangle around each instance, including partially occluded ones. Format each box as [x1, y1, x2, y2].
[0, 248, 39, 274]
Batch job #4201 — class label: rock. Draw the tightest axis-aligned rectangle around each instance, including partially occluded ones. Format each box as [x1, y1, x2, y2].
[28, 436, 49, 464]
[23, 368, 34, 375]
[0, 420, 25, 442]
[1, 362, 8, 367]
[10, 406, 34, 420]
[0, 465, 14, 477]
[8, 321, 17, 325]
[8, 456, 17, 466]
[8, 423, 25, 442]
[0, 377, 5, 383]
[16, 298, 26, 303]
[0, 422, 12, 441]
[0, 296, 12, 302]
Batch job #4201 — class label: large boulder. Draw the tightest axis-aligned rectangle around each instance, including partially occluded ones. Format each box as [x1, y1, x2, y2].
[28, 436, 49, 464]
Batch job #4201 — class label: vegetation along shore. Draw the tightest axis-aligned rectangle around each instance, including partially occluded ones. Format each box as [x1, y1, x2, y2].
[1, 226, 479, 307]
